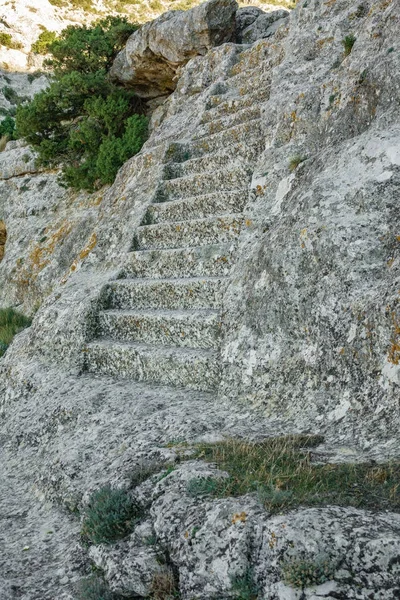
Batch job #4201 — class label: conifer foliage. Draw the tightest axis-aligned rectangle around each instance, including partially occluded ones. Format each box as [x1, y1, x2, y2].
[16, 17, 148, 191]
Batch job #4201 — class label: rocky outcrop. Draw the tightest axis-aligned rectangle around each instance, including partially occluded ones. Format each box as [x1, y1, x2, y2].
[1, 0, 400, 598]
[236, 6, 289, 44]
[87, 462, 400, 599]
[110, 0, 238, 98]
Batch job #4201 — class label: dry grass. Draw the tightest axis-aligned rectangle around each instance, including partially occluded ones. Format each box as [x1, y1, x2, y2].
[0, 135, 9, 152]
[194, 436, 400, 512]
[150, 568, 179, 600]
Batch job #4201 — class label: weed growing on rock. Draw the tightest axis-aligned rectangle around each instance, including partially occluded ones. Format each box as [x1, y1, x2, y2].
[288, 155, 307, 171]
[81, 485, 142, 545]
[195, 435, 400, 512]
[231, 568, 259, 600]
[0, 308, 32, 357]
[0, 33, 22, 50]
[281, 555, 336, 588]
[75, 574, 114, 599]
[187, 476, 220, 497]
[342, 34, 356, 56]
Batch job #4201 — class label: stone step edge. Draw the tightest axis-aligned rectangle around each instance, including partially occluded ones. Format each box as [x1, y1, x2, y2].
[85, 339, 219, 359]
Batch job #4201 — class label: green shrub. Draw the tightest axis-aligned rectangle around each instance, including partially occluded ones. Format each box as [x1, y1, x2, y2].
[281, 555, 336, 588]
[75, 575, 114, 600]
[16, 16, 146, 191]
[342, 34, 356, 56]
[3, 86, 28, 106]
[44, 16, 138, 75]
[81, 485, 142, 545]
[187, 477, 220, 497]
[0, 308, 32, 357]
[231, 568, 259, 600]
[0, 33, 23, 50]
[31, 30, 57, 54]
[0, 116, 16, 139]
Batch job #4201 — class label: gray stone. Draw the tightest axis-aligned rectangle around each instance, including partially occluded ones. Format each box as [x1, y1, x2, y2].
[110, 0, 238, 97]
[239, 9, 289, 44]
[1, 0, 400, 597]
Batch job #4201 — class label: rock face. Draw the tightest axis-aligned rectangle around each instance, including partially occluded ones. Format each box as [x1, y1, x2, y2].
[110, 0, 238, 98]
[1, 0, 400, 598]
[236, 7, 289, 43]
[88, 463, 400, 600]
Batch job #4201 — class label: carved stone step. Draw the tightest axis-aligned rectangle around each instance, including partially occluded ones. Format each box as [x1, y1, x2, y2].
[190, 120, 263, 157]
[164, 146, 259, 179]
[145, 191, 247, 224]
[135, 214, 244, 250]
[198, 105, 261, 137]
[107, 277, 227, 310]
[154, 166, 251, 202]
[98, 308, 221, 349]
[123, 244, 236, 279]
[84, 340, 220, 391]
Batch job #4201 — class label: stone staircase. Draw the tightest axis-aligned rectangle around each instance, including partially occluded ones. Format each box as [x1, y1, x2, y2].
[84, 57, 269, 392]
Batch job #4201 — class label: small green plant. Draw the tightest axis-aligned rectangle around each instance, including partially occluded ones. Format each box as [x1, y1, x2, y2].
[0, 308, 32, 357]
[281, 555, 336, 589]
[0, 32, 23, 49]
[75, 574, 114, 600]
[231, 568, 259, 600]
[81, 485, 142, 545]
[342, 34, 356, 57]
[288, 155, 307, 171]
[187, 477, 220, 497]
[31, 30, 57, 54]
[158, 465, 175, 481]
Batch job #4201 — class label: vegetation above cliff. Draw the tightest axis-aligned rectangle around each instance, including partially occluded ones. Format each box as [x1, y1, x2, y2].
[16, 17, 148, 191]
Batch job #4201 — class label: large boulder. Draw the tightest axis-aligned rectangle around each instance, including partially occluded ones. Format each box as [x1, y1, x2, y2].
[110, 0, 238, 98]
[236, 7, 289, 44]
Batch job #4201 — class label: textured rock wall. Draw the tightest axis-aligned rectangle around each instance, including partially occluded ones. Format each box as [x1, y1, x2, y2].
[220, 0, 400, 455]
[1, 1, 400, 598]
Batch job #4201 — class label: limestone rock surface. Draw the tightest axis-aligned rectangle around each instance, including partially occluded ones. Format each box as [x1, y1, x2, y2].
[236, 7, 289, 43]
[0, 0, 400, 598]
[110, 0, 238, 98]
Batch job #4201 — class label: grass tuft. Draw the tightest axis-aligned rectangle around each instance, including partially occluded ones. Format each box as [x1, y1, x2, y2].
[0, 308, 32, 357]
[75, 575, 114, 599]
[342, 34, 356, 57]
[289, 155, 307, 171]
[150, 568, 180, 599]
[194, 436, 400, 513]
[231, 568, 259, 600]
[282, 555, 336, 588]
[81, 485, 142, 545]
